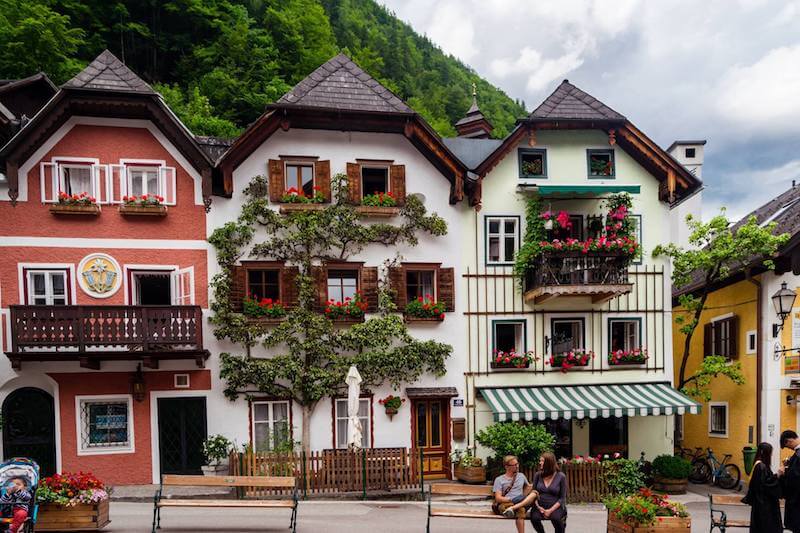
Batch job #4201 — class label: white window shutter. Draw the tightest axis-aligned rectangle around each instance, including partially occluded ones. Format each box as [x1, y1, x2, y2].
[108, 164, 125, 203]
[92, 164, 107, 203]
[173, 267, 194, 305]
[162, 166, 176, 205]
[40, 162, 57, 203]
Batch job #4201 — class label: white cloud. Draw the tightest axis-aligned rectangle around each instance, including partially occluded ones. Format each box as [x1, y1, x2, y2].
[425, 1, 479, 61]
[704, 159, 800, 220]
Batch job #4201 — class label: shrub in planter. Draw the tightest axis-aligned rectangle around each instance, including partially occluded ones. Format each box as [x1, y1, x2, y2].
[450, 447, 486, 483]
[242, 295, 287, 319]
[202, 434, 233, 469]
[651, 455, 692, 494]
[604, 488, 689, 530]
[603, 458, 646, 495]
[405, 295, 445, 319]
[475, 422, 555, 469]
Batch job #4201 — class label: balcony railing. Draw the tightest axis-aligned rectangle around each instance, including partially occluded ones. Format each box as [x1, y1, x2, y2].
[7, 305, 208, 369]
[523, 250, 633, 304]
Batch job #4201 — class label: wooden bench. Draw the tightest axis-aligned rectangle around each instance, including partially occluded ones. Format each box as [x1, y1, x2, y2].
[152, 474, 298, 533]
[426, 483, 518, 532]
[709, 494, 749, 532]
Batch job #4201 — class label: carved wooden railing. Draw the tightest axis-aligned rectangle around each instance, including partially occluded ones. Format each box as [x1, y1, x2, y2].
[524, 250, 631, 293]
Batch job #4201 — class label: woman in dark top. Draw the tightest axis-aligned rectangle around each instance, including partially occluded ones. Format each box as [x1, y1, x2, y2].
[530, 452, 567, 533]
[744, 442, 782, 533]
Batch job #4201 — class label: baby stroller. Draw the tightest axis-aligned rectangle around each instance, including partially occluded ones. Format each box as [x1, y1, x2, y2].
[0, 458, 39, 533]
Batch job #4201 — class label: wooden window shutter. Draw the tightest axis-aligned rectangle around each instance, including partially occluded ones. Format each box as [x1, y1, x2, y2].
[346, 162, 361, 204]
[728, 316, 739, 359]
[388, 266, 407, 311]
[230, 265, 247, 311]
[310, 266, 327, 310]
[268, 159, 284, 203]
[438, 267, 455, 313]
[281, 267, 300, 308]
[390, 164, 406, 206]
[362, 267, 379, 313]
[315, 160, 331, 203]
[703, 323, 713, 357]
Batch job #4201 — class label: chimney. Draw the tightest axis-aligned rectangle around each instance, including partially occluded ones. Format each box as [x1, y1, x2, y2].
[667, 140, 706, 179]
[455, 83, 493, 139]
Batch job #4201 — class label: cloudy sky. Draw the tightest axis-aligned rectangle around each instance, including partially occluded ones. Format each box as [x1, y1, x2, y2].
[379, 0, 800, 220]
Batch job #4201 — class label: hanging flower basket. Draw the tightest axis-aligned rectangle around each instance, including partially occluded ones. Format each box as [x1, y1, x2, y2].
[549, 350, 594, 372]
[378, 394, 405, 419]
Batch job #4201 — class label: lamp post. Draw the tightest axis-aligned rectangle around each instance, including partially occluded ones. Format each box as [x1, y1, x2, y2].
[131, 364, 146, 402]
[772, 282, 797, 359]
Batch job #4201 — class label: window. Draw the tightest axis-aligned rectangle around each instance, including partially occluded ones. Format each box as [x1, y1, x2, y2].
[609, 319, 641, 352]
[335, 398, 371, 449]
[486, 217, 519, 264]
[128, 166, 160, 197]
[131, 272, 172, 305]
[675, 415, 684, 443]
[685, 148, 696, 158]
[709, 402, 728, 437]
[361, 166, 389, 196]
[543, 419, 572, 459]
[518, 149, 547, 178]
[78, 397, 133, 453]
[746, 330, 757, 355]
[26, 270, 68, 305]
[551, 318, 584, 354]
[493, 321, 525, 353]
[406, 270, 435, 301]
[327, 270, 359, 302]
[285, 163, 314, 196]
[704, 316, 738, 359]
[60, 164, 93, 196]
[252, 401, 290, 452]
[587, 149, 615, 178]
[174, 374, 190, 388]
[248, 269, 281, 301]
[590, 417, 628, 457]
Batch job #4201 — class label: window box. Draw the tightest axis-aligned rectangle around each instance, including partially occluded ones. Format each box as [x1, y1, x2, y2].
[608, 349, 648, 366]
[491, 349, 536, 370]
[548, 350, 594, 371]
[50, 203, 101, 216]
[355, 205, 400, 218]
[245, 317, 286, 326]
[404, 315, 444, 324]
[119, 204, 167, 216]
[490, 360, 531, 371]
[331, 315, 365, 324]
[279, 203, 326, 214]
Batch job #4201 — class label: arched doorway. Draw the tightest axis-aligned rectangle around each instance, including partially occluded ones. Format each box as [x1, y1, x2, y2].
[2, 388, 56, 477]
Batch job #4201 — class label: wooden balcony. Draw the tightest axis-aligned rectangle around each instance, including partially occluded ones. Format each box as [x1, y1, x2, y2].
[6, 305, 208, 370]
[523, 250, 633, 304]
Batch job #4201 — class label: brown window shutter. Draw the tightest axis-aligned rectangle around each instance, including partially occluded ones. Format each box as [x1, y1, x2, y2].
[230, 265, 247, 311]
[346, 162, 361, 204]
[362, 267, 379, 312]
[729, 316, 739, 359]
[311, 266, 328, 310]
[703, 323, 713, 357]
[388, 266, 407, 311]
[315, 160, 331, 203]
[438, 267, 455, 313]
[390, 164, 406, 206]
[281, 267, 300, 308]
[268, 159, 284, 203]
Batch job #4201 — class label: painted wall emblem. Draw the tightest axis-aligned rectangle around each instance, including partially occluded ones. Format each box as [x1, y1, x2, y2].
[78, 253, 121, 298]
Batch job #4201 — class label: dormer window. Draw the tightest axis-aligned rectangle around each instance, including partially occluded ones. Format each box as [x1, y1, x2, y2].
[518, 149, 547, 179]
[587, 149, 615, 178]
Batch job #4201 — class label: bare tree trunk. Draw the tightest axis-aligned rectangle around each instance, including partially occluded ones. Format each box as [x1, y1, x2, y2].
[301, 403, 312, 455]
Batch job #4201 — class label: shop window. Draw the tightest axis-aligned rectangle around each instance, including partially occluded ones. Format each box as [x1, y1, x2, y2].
[252, 401, 290, 452]
[486, 217, 519, 264]
[334, 398, 370, 449]
[543, 419, 572, 459]
[589, 416, 628, 457]
[78, 397, 133, 453]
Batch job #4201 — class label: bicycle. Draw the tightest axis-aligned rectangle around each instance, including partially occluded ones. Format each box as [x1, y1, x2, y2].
[689, 448, 741, 490]
[676, 446, 704, 462]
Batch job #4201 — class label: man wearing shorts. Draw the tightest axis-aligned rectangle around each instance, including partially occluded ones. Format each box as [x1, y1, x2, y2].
[492, 455, 539, 533]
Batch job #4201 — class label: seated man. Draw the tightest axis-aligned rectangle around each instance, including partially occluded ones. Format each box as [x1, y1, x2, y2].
[492, 455, 539, 533]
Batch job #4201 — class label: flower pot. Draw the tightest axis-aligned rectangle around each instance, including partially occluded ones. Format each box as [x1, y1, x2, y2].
[119, 204, 167, 216]
[50, 203, 101, 216]
[454, 464, 487, 484]
[385, 407, 398, 415]
[355, 206, 400, 218]
[652, 475, 688, 494]
[37, 500, 110, 530]
[201, 463, 230, 476]
[279, 203, 326, 214]
[607, 513, 690, 532]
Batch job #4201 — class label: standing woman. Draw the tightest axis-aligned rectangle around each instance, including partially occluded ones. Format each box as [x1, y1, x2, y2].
[744, 442, 782, 533]
[530, 452, 567, 533]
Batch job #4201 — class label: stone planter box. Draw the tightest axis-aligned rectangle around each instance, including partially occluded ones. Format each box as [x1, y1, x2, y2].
[404, 315, 444, 324]
[355, 206, 400, 218]
[119, 204, 167, 216]
[652, 476, 688, 494]
[607, 514, 690, 532]
[50, 203, 100, 216]
[37, 500, 110, 531]
[454, 464, 487, 484]
[279, 203, 326, 214]
[201, 463, 230, 476]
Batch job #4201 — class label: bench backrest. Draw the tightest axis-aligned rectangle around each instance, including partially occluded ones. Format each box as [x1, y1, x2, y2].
[710, 494, 746, 507]
[430, 483, 493, 497]
[162, 475, 295, 489]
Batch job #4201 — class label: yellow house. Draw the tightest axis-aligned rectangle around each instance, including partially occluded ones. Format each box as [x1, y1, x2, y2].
[672, 183, 800, 475]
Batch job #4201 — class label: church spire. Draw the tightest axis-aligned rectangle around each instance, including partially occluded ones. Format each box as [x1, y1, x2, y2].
[455, 83, 493, 138]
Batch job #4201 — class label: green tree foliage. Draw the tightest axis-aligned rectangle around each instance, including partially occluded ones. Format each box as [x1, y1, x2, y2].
[155, 84, 242, 138]
[474, 422, 555, 468]
[654, 211, 789, 398]
[5, 0, 525, 139]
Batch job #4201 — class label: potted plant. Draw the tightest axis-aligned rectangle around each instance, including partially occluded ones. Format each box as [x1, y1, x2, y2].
[605, 488, 690, 532]
[242, 295, 287, 320]
[490, 349, 537, 369]
[651, 455, 692, 494]
[450, 447, 486, 484]
[608, 348, 649, 366]
[202, 434, 233, 476]
[405, 295, 446, 322]
[378, 394, 405, 419]
[36, 472, 110, 530]
[120, 194, 167, 216]
[548, 349, 594, 372]
[324, 293, 368, 320]
[51, 191, 100, 215]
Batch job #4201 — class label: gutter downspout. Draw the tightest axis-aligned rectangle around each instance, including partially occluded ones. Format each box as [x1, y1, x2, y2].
[746, 270, 762, 443]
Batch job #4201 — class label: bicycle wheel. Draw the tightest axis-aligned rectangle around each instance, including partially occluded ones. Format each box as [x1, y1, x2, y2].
[689, 459, 711, 483]
[716, 463, 741, 490]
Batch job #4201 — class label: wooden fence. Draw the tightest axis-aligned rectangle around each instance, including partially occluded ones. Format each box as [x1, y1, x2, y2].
[522, 462, 609, 503]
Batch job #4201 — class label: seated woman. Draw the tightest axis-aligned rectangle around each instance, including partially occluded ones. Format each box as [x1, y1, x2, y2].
[530, 452, 567, 533]
[492, 455, 539, 533]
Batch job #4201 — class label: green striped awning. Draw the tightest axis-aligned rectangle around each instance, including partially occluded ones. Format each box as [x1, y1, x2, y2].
[479, 383, 700, 422]
[531, 184, 641, 197]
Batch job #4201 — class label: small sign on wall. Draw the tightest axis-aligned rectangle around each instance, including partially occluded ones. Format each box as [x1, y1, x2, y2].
[452, 398, 464, 407]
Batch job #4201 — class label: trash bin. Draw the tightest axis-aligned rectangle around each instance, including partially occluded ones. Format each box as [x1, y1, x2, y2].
[743, 446, 757, 475]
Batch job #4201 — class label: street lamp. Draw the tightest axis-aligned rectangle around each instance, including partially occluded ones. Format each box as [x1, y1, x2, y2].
[772, 282, 797, 333]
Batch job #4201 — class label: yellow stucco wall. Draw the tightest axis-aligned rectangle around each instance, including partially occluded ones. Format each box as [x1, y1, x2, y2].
[672, 278, 758, 475]
[780, 295, 800, 463]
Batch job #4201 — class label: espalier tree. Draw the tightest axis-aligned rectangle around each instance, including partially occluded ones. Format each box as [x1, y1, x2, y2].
[208, 174, 452, 452]
[654, 211, 789, 400]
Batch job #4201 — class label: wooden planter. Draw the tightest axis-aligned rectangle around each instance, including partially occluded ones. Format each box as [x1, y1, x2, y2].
[607, 513, 690, 532]
[330, 315, 365, 324]
[608, 360, 646, 366]
[50, 204, 100, 216]
[355, 206, 400, 218]
[245, 317, 286, 325]
[37, 500, 110, 531]
[404, 315, 444, 323]
[119, 204, 167, 216]
[279, 203, 326, 214]
[490, 361, 531, 370]
[652, 476, 688, 494]
[454, 464, 487, 484]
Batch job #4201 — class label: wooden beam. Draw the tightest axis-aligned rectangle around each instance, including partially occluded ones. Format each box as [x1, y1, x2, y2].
[79, 357, 100, 370]
[143, 356, 159, 369]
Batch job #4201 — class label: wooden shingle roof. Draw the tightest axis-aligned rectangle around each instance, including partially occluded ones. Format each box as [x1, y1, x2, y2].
[277, 53, 412, 113]
[529, 79, 625, 121]
[64, 50, 154, 94]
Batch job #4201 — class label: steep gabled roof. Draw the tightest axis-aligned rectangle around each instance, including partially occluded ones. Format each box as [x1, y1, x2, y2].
[276, 53, 412, 114]
[529, 79, 625, 122]
[64, 50, 154, 94]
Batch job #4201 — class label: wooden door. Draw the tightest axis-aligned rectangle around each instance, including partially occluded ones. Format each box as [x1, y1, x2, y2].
[412, 399, 450, 479]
